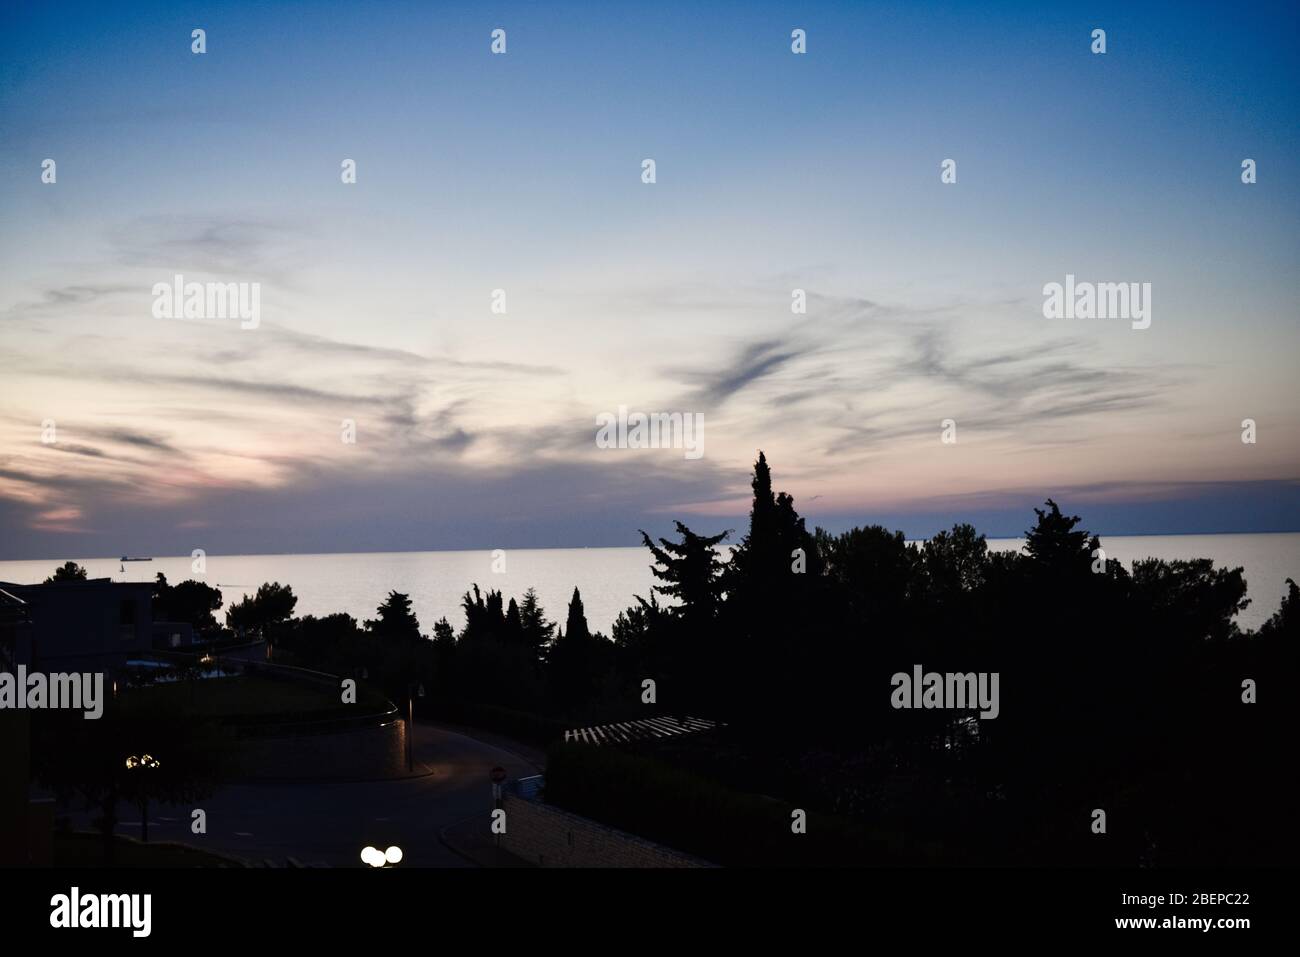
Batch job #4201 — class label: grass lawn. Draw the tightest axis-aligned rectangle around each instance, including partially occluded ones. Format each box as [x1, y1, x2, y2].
[125, 674, 390, 721]
[54, 832, 245, 867]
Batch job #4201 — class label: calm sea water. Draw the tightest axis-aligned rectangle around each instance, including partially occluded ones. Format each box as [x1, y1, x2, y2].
[1, 534, 1295, 634]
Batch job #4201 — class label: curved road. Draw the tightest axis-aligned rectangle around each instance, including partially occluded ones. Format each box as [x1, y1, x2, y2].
[100, 721, 540, 867]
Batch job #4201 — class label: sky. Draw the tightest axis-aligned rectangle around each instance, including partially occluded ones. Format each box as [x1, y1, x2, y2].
[1, 0, 1298, 559]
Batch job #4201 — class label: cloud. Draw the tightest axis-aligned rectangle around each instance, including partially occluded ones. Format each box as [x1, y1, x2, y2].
[0, 271, 1292, 560]
[213, 323, 567, 378]
[1, 283, 138, 321]
[107, 215, 306, 284]
[0, 449, 740, 558]
[45, 443, 108, 459]
[673, 338, 807, 408]
[79, 427, 182, 455]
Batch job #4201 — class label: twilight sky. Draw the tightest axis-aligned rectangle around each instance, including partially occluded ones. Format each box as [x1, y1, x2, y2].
[1, 0, 1298, 560]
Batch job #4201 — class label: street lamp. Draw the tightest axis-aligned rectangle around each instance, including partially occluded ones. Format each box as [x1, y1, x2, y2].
[361, 845, 403, 867]
[124, 754, 161, 842]
[407, 683, 425, 772]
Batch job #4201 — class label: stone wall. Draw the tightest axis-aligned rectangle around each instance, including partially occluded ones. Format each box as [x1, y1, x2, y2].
[499, 791, 713, 867]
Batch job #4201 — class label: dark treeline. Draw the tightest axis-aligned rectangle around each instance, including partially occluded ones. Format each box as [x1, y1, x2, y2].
[146, 451, 1295, 865]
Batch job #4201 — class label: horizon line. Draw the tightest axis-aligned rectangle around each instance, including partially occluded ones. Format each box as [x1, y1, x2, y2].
[4, 528, 1299, 567]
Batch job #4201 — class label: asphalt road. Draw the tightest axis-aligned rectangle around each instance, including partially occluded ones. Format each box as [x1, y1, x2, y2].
[100, 721, 541, 867]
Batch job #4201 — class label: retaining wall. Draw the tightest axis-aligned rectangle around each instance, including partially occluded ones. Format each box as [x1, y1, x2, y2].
[499, 791, 712, 867]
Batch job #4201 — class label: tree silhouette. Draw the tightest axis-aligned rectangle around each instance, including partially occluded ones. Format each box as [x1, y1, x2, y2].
[1130, 558, 1249, 643]
[547, 588, 609, 715]
[366, 590, 423, 642]
[1023, 499, 1096, 575]
[636, 522, 731, 721]
[44, 561, 87, 583]
[640, 523, 729, 620]
[461, 585, 507, 643]
[1260, 578, 1299, 639]
[563, 587, 591, 642]
[432, 616, 456, 646]
[518, 587, 555, 660]
[152, 573, 223, 636]
[726, 451, 819, 589]
[225, 582, 297, 637]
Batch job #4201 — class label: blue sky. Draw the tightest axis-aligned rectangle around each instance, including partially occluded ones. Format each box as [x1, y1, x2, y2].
[1, 0, 1298, 558]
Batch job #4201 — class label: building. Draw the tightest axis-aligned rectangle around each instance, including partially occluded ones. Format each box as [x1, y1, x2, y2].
[0, 578, 155, 674]
[0, 586, 50, 865]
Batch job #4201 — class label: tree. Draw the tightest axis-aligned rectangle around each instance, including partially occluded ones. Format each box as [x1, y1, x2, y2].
[726, 451, 819, 590]
[432, 616, 456, 646]
[44, 561, 87, 583]
[288, 612, 367, 673]
[1259, 578, 1299, 639]
[1130, 558, 1250, 643]
[1024, 499, 1096, 576]
[152, 573, 223, 636]
[225, 582, 297, 637]
[32, 697, 230, 861]
[815, 524, 921, 626]
[563, 587, 591, 642]
[366, 591, 423, 642]
[456, 586, 542, 710]
[635, 522, 731, 721]
[547, 588, 610, 714]
[612, 592, 668, 661]
[505, 598, 524, 644]
[639, 523, 729, 620]
[920, 524, 988, 597]
[461, 585, 507, 643]
[518, 588, 554, 660]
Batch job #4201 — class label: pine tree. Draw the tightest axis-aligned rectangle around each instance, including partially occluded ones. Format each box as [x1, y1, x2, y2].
[547, 587, 609, 713]
[365, 590, 422, 642]
[564, 587, 591, 642]
[726, 451, 819, 591]
[518, 587, 555, 659]
[718, 452, 824, 729]
[461, 585, 508, 642]
[1024, 499, 1097, 576]
[226, 582, 298, 636]
[432, 616, 456, 646]
[505, 597, 524, 643]
[639, 522, 729, 620]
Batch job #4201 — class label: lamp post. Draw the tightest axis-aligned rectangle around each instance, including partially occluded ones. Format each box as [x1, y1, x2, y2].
[407, 683, 425, 772]
[124, 754, 161, 842]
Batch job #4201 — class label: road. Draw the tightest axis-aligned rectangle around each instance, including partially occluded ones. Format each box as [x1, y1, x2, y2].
[93, 721, 541, 867]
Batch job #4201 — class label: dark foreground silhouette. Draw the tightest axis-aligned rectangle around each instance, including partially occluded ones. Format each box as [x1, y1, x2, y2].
[30, 453, 1298, 866]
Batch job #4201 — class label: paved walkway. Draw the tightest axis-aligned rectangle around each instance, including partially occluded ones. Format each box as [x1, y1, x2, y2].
[72, 721, 542, 867]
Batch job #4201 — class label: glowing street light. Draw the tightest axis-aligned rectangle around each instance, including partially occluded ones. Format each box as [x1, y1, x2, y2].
[361, 845, 403, 867]
[124, 754, 161, 841]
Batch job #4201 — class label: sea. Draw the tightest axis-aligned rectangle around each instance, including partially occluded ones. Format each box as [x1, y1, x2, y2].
[0, 533, 1295, 635]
